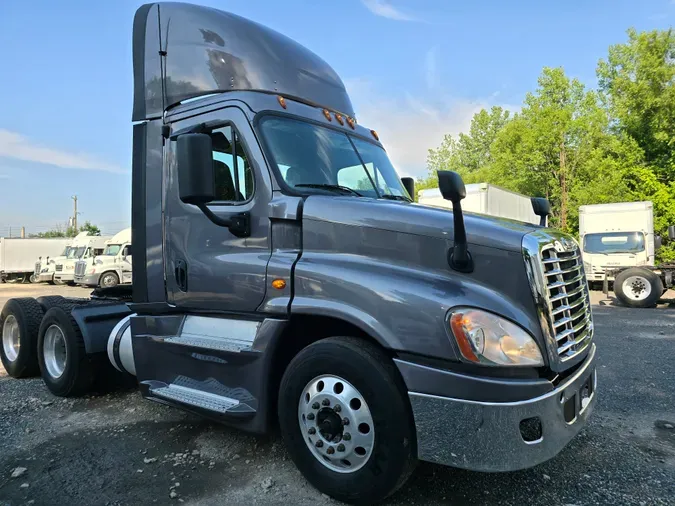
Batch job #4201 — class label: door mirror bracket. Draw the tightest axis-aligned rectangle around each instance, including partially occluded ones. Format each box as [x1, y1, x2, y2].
[198, 205, 251, 238]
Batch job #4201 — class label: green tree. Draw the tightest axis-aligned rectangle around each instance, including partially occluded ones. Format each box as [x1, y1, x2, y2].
[597, 28, 675, 182]
[33, 221, 101, 238]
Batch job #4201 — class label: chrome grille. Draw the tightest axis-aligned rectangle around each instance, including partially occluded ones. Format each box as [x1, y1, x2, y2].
[75, 261, 86, 277]
[541, 246, 593, 360]
[34, 262, 41, 276]
[55, 264, 63, 272]
[523, 231, 594, 371]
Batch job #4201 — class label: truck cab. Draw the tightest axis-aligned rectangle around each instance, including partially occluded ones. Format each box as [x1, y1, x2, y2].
[74, 228, 131, 288]
[0, 4, 598, 503]
[53, 234, 110, 285]
[35, 245, 72, 283]
[579, 201, 654, 282]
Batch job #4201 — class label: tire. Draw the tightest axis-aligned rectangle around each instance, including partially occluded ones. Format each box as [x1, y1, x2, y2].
[36, 296, 88, 312]
[0, 298, 45, 378]
[278, 337, 417, 504]
[37, 305, 95, 396]
[29, 274, 37, 284]
[99, 272, 119, 288]
[614, 267, 663, 308]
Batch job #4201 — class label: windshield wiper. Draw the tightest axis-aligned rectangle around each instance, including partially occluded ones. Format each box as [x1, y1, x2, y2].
[294, 184, 363, 196]
[380, 194, 412, 203]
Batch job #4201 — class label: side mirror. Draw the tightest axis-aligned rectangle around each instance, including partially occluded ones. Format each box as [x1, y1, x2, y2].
[177, 133, 216, 205]
[531, 197, 551, 227]
[655, 235, 663, 251]
[669, 225, 675, 241]
[437, 170, 472, 273]
[401, 177, 415, 200]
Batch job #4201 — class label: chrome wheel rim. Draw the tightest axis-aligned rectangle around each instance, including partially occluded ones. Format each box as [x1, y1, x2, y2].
[102, 274, 116, 287]
[298, 375, 375, 474]
[623, 275, 651, 301]
[2, 315, 20, 362]
[43, 324, 67, 379]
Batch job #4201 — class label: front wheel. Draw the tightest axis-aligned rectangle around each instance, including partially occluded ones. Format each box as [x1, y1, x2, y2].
[278, 337, 416, 504]
[99, 272, 119, 288]
[614, 267, 663, 308]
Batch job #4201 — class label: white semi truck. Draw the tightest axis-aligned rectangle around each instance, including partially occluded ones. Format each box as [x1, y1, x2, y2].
[35, 243, 76, 283]
[0, 238, 72, 283]
[418, 183, 541, 225]
[75, 228, 132, 288]
[53, 234, 111, 285]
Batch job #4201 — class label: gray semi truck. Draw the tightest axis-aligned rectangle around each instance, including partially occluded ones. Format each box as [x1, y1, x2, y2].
[0, 3, 597, 503]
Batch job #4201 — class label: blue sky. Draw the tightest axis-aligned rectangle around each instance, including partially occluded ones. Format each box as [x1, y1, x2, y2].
[0, 0, 673, 235]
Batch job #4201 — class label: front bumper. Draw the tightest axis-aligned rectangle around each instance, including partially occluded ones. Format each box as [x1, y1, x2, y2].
[74, 273, 100, 286]
[53, 273, 75, 282]
[37, 272, 54, 282]
[403, 344, 597, 472]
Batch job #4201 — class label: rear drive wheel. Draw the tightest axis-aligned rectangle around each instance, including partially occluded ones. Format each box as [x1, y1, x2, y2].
[278, 337, 416, 504]
[0, 298, 44, 378]
[37, 305, 94, 396]
[99, 272, 119, 288]
[36, 296, 88, 312]
[614, 267, 663, 308]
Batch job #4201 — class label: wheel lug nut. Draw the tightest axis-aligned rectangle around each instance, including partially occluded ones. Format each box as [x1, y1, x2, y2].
[337, 444, 345, 452]
[315, 440, 323, 448]
[333, 404, 341, 413]
[326, 446, 335, 455]
[308, 427, 316, 435]
[312, 402, 320, 409]
[322, 399, 330, 406]
[343, 433, 351, 441]
[307, 413, 315, 420]
[342, 417, 349, 426]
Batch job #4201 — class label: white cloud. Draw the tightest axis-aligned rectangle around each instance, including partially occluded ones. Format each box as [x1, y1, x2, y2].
[361, 0, 418, 21]
[0, 129, 127, 174]
[345, 78, 518, 179]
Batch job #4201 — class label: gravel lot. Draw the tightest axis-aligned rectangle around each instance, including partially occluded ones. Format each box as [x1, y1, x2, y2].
[1, 284, 674, 506]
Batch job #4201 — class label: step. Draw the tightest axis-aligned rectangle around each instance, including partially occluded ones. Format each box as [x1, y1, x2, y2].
[162, 335, 253, 353]
[150, 384, 239, 414]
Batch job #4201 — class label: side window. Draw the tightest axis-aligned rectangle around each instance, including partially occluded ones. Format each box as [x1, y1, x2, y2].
[94, 248, 104, 256]
[210, 126, 254, 203]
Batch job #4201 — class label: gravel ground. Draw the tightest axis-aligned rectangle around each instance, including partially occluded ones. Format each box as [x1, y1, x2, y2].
[0, 284, 674, 506]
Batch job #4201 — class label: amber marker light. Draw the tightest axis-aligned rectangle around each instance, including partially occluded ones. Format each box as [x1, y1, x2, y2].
[370, 129, 379, 141]
[323, 109, 332, 121]
[346, 117, 356, 129]
[272, 279, 286, 290]
[277, 96, 287, 109]
[335, 113, 344, 125]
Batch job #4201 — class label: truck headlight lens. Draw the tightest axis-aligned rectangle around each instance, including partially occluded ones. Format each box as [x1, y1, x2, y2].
[449, 309, 544, 366]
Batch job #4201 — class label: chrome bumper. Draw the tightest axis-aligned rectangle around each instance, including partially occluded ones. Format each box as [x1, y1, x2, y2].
[409, 344, 597, 472]
[74, 273, 100, 286]
[37, 273, 54, 283]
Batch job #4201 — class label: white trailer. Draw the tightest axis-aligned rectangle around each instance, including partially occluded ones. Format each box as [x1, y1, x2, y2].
[418, 183, 540, 225]
[579, 201, 654, 283]
[0, 238, 72, 283]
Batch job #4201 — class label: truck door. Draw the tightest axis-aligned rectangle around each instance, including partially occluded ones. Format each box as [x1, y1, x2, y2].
[121, 245, 132, 284]
[164, 106, 273, 312]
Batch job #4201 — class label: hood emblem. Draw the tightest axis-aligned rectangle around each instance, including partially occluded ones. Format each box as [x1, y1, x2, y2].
[553, 238, 575, 253]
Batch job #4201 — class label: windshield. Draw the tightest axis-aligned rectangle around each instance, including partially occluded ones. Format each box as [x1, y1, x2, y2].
[259, 116, 409, 199]
[583, 232, 645, 254]
[103, 244, 122, 256]
[61, 246, 72, 257]
[68, 246, 87, 259]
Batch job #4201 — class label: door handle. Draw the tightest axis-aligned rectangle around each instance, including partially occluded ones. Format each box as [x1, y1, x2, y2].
[175, 259, 188, 292]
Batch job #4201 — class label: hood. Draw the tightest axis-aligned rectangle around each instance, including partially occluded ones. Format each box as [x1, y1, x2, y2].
[302, 196, 538, 252]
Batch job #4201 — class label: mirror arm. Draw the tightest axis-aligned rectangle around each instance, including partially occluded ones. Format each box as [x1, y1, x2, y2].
[449, 200, 473, 273]
[196, 204, 251, 238]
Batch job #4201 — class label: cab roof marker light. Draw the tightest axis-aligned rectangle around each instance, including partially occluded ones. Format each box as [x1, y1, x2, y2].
[334, 113, 344, 125]
[323, 109, 332, 121]
[277, 96, 287, 109]
[370, 130, 379, 141]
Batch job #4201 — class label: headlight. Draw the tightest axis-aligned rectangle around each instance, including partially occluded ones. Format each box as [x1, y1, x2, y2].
[449, 308, 544, 367]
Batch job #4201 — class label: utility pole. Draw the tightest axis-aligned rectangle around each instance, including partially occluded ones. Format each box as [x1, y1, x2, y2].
[72, 195, 78, 232]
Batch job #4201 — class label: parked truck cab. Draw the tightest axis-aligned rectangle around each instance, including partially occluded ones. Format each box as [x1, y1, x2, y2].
[0, 3, 597, 503]
[53, 233, 110, 285]
[35, 245, 72, 283]
[74, 228, 132, 288]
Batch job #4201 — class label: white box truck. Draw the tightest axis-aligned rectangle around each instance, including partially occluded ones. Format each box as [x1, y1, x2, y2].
[418, 183, 540, 225]
[0, 238, 72, 283]
[579, 201, 654, 283]
[74, 228, 132, 288]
